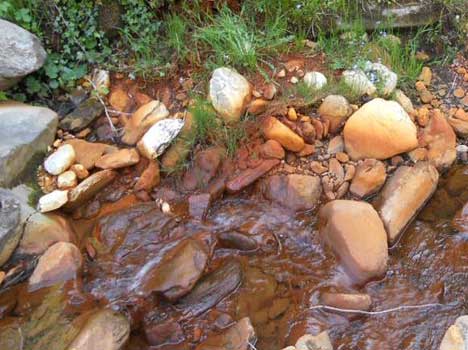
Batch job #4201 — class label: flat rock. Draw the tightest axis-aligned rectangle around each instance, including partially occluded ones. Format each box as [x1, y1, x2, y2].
[344, 98, 418, 160]
[15, 212, 75, 257]
[0, 19, 47, 89]
[374, 162, 439, 244]
[226, 159, 280, 194]
[350, 159, 386, 198]
[29, 241, 82, 291]
[122, 100, 169, 145]
[67, 309, 130, 350]
[135, 239, 209, 301]
[0, 102, 58, 186]
[421, 110, 456, 170]
[195, 317, 256, 350]
[0, 189, 21, 266]
[188, 193, 211, 220]
[321, 292, 372, 311]
[65, 169, 117, 210]
[319, 200, 388, 283]
[37, 190, 69, 213]
[177, 259, 242, 317]
[59, 98, 103, 132]
[65, 139, 117, 170]
[95, 148, 140, 169]
[262, 174, 322, 211]
[209, 67, 251, 123]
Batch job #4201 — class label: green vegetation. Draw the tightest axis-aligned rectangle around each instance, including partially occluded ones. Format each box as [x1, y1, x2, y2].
[0, 0, 465, 102]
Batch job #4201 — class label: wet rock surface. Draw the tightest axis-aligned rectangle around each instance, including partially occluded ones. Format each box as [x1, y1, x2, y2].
[374, 162, 439, 244]
[0, 189, 21, 266]
[195, 317, 256, 350]
[319, 200, 388, 283]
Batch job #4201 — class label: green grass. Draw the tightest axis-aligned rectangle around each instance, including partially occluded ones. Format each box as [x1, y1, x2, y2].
[195, 6, 292, 70]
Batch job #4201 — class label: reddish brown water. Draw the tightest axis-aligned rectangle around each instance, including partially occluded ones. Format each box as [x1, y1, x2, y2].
[1, 166, 467, 350]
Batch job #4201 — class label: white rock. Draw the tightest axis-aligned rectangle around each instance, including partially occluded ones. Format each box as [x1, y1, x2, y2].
[57, 170, 77, 189]
[439, 315, 468, 350]
[342, 69, 376, 96]
[137, 119, 185, 160]
[295, 332, 333, 350]
[363, 61, 398, 96]
[303, 71, 327, 90]
[91, 69, 110, 94]
[37, 190, 69, 212]
[209, 67, 251, 123]
[44, 144, 75, 175]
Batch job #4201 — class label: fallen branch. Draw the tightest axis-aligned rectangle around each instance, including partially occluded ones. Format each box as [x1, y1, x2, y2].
[309, 302, 457, 315]
[86, 78, 118, 136]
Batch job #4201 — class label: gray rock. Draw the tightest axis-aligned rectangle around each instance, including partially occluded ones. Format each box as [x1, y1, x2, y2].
[67, 309, 130, 350]
[0, 102, 58, 187]
[59, 98, 103, 132]
[0, 19, 47, 90]
[0, 189, 22, 267]
[439, 315, 468, 350]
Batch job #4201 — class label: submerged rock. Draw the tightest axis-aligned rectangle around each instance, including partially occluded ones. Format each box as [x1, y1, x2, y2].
[29, 242, 82, 291]
[195, 317, 256, 350]
[15, 212, 75, 256]
[321, 292, 372, 311]
[0, 103, 58, 187]
[177, 259, 242, 317]
[319, 200, 388, 283]
[0, 19, 47, 89]
[188, 193, 211, 220]
[122, 100, 169, 145]
[209, 67, 251, 123]
[262, 174, 322, 211]
[218, 232, 257, 251]
[136, 239, 209, 301]
[344, 98, 418, 160]
[226, 159, 280, 193]
[374, 162, 439, 244]
[0, 189, 21, 266]
[67, 309, 130, 350]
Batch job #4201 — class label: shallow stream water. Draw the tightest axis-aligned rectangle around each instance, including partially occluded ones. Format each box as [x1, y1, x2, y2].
[1, 165, 467, 350]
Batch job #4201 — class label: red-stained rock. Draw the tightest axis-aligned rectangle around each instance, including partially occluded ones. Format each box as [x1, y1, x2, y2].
[226, 159, 280, 193]
[135, 160, 160, 192]
[321, 292, 372, 311]
[350, 159, 386, 198]
[183, 147, 225, 191]
[188, 193, 211, 220]
[195, 317, 256, 350]
[95, 148, 140, 169]
[261, 116, 305, 152]
[260, 140, 285, 159]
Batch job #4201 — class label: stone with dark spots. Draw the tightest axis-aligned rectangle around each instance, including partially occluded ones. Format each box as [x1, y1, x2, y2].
[217, 232, 257, 251]
[136, 239, 209, 301]
[65, 169, 117, 210]
[0, 189, 21, 267]
[195, 317, 256, 350]
[262, 174, 322, 211]
[188, 193, 211, 220]
[59, 98, 104, 132]
[177, 259, 243, 317]
[226, 159, 280, 194]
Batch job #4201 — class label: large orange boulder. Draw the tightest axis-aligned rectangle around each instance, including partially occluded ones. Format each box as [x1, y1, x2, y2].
[319, 200, 388, 283]
[344, 98, 418, 160]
